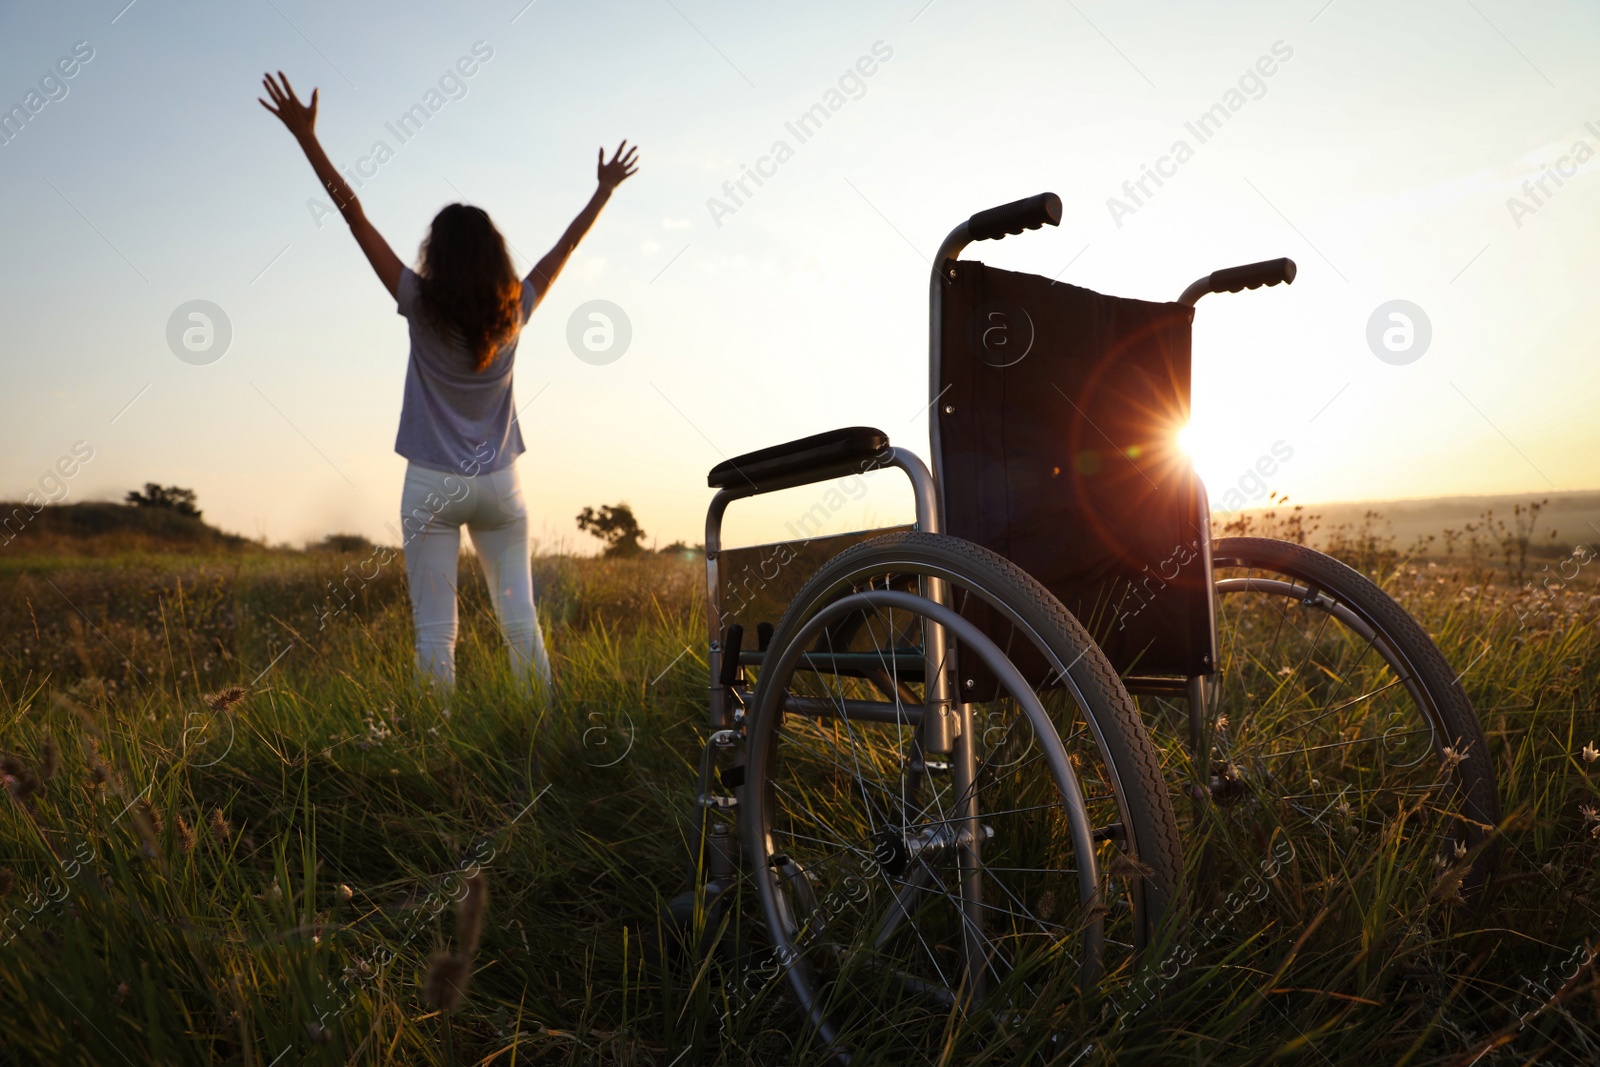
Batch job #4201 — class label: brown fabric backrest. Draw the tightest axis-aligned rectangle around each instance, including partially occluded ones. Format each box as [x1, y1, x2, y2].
[937, 261, 1215, 684]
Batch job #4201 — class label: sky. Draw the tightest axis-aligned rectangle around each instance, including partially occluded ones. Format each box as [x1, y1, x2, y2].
[2, 0, 1597, 553]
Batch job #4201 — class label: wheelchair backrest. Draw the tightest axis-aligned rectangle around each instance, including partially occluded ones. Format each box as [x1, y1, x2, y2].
[935, 261, 1216, 684]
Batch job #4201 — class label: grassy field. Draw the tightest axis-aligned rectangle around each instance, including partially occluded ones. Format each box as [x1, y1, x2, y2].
[0, 500, 1597, 1065]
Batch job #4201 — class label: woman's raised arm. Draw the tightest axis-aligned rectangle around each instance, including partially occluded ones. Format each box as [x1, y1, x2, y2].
[259, 71, 403, 300]
[525, 141, 639, 304]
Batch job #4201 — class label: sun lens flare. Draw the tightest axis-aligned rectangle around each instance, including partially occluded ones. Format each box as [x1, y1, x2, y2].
[1177, 422, 1196, 458]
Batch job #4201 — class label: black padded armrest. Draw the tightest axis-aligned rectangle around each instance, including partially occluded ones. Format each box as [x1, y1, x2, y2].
[708, 426, 890, 491]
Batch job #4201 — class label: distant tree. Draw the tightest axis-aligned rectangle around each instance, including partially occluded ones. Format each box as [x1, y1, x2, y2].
[125, 483, 201, 518]
[313, 533, 376, 554]
[576, 503, 646, 557]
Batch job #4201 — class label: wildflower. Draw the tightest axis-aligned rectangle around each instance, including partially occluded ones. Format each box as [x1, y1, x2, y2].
[337, 884, 353, 903]
[1454, 839, 1467, 860]
[1335, 799, 1352, 818]
[1583, 742, 1599, 764]
[1581, 805, 1599, 824]
[1442, 747, 1466, 769]
[1215, 714, 1229, 731]
[1276, 666, 1293, 677]
[267, 880, 283, 902]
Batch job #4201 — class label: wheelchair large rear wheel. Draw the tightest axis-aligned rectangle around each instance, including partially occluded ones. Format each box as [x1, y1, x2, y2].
[742, 531, 1182, 1062]
[1177, 537, 1500, 902]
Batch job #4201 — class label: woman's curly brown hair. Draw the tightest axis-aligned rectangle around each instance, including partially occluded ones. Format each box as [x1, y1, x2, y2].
[416, 204, 524, 372]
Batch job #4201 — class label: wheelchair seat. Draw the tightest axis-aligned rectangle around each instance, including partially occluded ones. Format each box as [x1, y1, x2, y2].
[708, 426, 890, 491]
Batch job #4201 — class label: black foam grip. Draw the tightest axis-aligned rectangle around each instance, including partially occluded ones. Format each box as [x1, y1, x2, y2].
[719, 624, 744, 686]
[756, 622, 773, 652]
[967, 192, 1063, 242]
[1209, 257, 1297, 294]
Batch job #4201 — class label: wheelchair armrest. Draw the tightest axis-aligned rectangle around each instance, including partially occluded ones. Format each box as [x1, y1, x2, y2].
[708, 426, 891, 491]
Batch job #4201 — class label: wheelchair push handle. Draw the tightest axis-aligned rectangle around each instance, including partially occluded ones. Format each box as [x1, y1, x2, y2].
[966, 192, 1063, 243]
[1179, 257, 1297, 306]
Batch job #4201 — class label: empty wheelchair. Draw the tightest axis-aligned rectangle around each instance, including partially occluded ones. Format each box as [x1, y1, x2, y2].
[676, 193, 1500, 1061]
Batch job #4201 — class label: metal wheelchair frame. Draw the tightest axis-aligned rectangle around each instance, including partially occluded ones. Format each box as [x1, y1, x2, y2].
[668, 193, 1498, 1064]
[694, 192, 1297, 864]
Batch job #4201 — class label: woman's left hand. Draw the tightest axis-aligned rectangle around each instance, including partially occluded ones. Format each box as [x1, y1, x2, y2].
[259, 71, 318, 140]
[597, 141, 640, 191]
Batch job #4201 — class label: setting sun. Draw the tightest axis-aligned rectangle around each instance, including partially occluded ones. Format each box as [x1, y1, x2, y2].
[1173, 416, 1243, 491]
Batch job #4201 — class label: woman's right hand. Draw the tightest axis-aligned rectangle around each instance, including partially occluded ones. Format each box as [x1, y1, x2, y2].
[258, 71, 319, 141]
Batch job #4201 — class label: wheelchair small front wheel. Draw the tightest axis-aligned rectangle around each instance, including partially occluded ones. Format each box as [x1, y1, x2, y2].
[741, 531, 1181, 1061]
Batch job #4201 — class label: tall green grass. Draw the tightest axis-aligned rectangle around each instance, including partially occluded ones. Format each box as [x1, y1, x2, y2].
[0, 508, 1595, 1065]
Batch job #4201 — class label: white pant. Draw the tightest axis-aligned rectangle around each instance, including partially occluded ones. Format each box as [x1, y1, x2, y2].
[399, 461, 551, 693]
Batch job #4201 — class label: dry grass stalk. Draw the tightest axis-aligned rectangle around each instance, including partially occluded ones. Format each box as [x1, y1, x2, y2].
[457, 871, 487, 957]
[421, 870, 490, 1013]
[422, 951, 472, 1012]
[39, 732, 58, 782]
[1, 754, 42, 801]
[204, 686, 248, 713]
[175, 812, 195, 853]
[135, 797, 163, 834]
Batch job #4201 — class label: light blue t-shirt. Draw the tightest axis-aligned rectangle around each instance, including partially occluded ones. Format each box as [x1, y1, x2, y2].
[394, 265, 539, 474]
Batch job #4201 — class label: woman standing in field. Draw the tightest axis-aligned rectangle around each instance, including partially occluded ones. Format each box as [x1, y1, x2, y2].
[259, 71, 638, 696]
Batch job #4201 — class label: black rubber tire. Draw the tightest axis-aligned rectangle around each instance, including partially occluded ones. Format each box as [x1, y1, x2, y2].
[743, 531, 1183, 1023]
[655, 885, 732, 965]
[1211, 537, 1501, 898]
